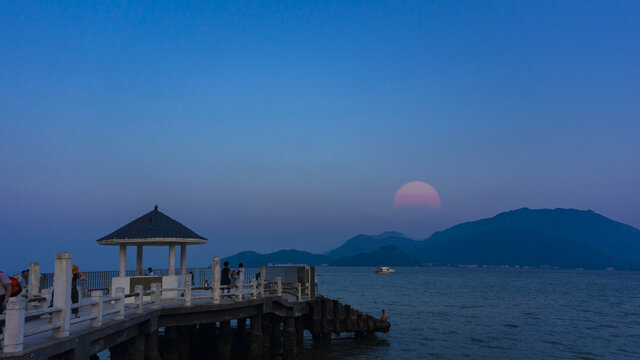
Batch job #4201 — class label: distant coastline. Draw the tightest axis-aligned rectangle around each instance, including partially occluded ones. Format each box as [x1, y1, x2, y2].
[223, 208, 640, 270]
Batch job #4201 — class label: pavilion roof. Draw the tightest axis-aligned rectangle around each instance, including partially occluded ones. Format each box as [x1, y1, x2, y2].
[97, 205, 207, 246]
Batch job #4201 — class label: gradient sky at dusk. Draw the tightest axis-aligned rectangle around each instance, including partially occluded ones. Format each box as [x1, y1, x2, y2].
[1, 1, 639, 271]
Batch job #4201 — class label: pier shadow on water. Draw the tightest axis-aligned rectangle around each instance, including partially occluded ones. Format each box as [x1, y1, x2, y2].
[297, 334, 390, 360]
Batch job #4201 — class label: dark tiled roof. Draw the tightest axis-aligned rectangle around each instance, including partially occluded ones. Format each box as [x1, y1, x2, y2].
[97, 206, 207, 243]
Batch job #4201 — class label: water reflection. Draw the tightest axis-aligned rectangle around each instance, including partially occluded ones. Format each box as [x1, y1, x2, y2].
[298, 333, 390, 360]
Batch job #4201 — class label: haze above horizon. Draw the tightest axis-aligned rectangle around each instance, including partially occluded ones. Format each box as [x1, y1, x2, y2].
[1, 1, 639, 271]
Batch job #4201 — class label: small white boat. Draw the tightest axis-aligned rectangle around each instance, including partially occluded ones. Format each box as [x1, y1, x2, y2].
[375, 266, 395, 274]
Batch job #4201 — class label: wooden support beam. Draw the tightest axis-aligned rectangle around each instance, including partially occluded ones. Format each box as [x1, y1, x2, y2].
[219, 320, 232, 360]
[109, 341, 128, 360]
[321, 298, 334, 341]
[127, 333, 146, 360]
[176, 325, 193, 359]
[283, 316, 296, 360]
[145, 330, 162, 360]
[248, 314, 263, 359]
[295, 317, 304, 346]
[270, 315, 282, 357]
[234, 317, 248, 359]
[311, 301, 322, 341]
[262, 313, 273, 356]
[161, 326, 180, 360]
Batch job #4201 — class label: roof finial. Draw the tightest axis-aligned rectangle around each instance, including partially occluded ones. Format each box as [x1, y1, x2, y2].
[154, 204, 158, 211]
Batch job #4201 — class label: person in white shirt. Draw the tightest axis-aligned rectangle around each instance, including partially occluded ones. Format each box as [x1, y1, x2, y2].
[235, 263, 245, 286]
[18, 270, 28, 291]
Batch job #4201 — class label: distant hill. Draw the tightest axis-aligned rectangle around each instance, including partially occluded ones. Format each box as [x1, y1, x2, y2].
[417, 208, 640, 266]
[416, 228, 630, 269]
[330, 245, 422, 267]
[222, 249, 331, 267]
[325, 231, 424, 259]
[221, 208, 640, 269]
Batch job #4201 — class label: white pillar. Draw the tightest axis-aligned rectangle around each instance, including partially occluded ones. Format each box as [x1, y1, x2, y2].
[212, 257, 220, 304]
[168, 245, 176, 275]
[115, 287, 125, 320]
[90, 291, 103, 327]
[135, 285, 144, 313]
[4, 297, 26, 352]
[276, 277, 282, 296]
[185, 275, 192, 306]
[53, 252, 72, 338]
[151, 283, 162, 309]
[250, 279, 257, 299]
[136, 245, 143, 276]
[28, 262, 40, 297]
[180, 244, 187, 275]
[119, 246, 127, 277]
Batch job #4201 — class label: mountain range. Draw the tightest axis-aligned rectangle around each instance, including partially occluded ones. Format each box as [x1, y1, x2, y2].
[222, 208, 640, 269]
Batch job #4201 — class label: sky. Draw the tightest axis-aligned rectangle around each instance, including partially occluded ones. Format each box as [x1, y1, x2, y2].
[1, 1, 639, 272]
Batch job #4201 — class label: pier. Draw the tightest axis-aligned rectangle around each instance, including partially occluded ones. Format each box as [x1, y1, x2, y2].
[0, 207, 389, 359]
[0, 255, 389, 359]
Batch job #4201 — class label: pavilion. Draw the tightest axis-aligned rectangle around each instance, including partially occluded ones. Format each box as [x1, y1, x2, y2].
[97, 205, 207, 295]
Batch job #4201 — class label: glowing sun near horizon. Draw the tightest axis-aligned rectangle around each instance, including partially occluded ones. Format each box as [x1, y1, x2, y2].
[393, 181, 441, 210]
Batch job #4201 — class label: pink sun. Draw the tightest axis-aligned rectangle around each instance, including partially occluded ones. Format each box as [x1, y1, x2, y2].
[393, 181, 441, 210]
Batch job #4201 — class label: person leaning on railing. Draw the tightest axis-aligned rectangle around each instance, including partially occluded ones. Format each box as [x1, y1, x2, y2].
[71, 265, 87, 319]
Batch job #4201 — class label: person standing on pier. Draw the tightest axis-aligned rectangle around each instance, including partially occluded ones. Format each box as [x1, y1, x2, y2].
[71, 264, 86, 318]
[221, 261, 231, 293]
[0, 270, 14, 337]
[381, 309, 389, 321]
[236, 263, 245, 287]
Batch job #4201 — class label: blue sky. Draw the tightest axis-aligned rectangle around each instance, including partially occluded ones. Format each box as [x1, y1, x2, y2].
[1, 1, 639, 271]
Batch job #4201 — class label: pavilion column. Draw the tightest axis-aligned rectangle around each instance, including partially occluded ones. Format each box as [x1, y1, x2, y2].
[168, 245, 176, 276]
[136, 245, 143, 276]
[119, 246, 127, 277]
[180, 244, 187, 275]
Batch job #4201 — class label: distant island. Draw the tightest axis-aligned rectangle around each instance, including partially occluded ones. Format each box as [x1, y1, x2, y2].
[223, 208, 640, 270]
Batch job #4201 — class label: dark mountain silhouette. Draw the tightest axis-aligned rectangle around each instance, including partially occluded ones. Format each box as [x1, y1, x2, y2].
[416, 208, 640, 266]
[325, 231, 425, 259]
[220, 208, 640, 269]
[222, 249, 331, 267]
[330, 245, 421, 267]
[417, 228, 631, 269]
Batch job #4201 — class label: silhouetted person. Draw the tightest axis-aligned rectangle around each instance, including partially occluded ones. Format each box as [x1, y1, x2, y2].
[381, 309, 389, 321]
[71, 265, 86, 318]
[221, 261, 231, 293]
[147, 267, 154, 276]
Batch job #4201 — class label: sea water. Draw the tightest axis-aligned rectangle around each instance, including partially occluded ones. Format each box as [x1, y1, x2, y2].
[299, 267, 640, 360]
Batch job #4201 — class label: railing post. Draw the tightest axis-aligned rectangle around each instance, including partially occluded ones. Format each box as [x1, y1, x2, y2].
[115, 287, 125, 320]
[296, 283, 302, 301]
[276, 277, 282, 296]
[235, 281, 243, 302]
[90, 290, 103, 327]
[135, 285, 144, 313]
[212, 257, 220, 304]
[305, 266, 311, 297]
[151, 283, 161, 309]
[258, 275, 264, 297]
[52, 252, 72, 338]
[28, 262, 40, 298]
[185, 276, 192, 306]
[3, 297, 26, 352]
[39, 288, 51, 310]
[250, 279, 257, 299]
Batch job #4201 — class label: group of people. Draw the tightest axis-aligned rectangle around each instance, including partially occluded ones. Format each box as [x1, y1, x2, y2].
[220, 262, 244, 292]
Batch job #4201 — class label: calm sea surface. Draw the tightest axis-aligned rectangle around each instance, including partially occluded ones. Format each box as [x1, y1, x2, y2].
[298, 267, 640, 360]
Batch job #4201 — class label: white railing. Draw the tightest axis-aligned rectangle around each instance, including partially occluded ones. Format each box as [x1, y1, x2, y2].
[1, 253, 306, 354]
